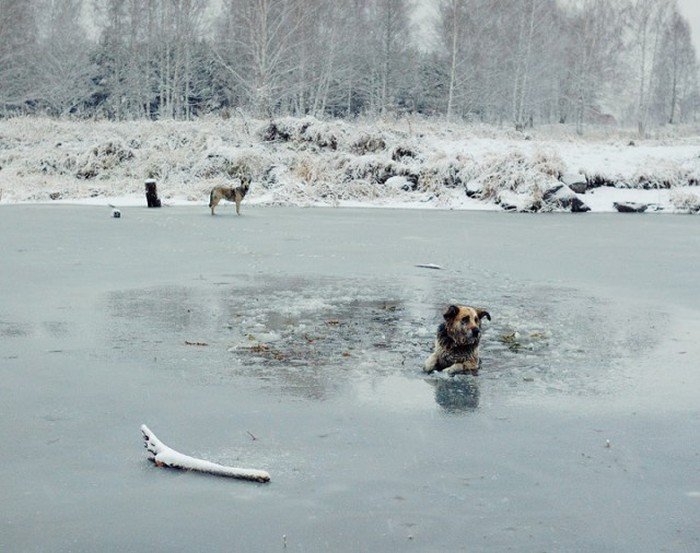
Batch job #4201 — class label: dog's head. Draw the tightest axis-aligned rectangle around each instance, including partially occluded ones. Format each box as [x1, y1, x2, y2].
[443, 305, 491, 346]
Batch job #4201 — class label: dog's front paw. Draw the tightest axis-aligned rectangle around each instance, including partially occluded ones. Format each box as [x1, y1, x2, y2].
[423, 354, 438, 373]
[443, 363, 465, 376]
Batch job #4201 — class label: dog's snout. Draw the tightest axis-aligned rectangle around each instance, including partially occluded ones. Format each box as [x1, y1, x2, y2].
[472, 327, 480, 336]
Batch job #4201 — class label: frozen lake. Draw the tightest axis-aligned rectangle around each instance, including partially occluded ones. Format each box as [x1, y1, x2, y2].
[1, 205, 699, 552]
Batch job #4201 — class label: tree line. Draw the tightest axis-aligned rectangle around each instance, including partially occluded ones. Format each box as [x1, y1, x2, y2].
[0, 0, 697, 134]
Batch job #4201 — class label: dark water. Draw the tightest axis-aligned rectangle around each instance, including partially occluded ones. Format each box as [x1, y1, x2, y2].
[0, 205, 698, 552]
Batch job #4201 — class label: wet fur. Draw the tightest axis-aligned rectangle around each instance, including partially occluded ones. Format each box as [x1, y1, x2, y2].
[209, 178, 250, 215]
[424, 305, 491, 375]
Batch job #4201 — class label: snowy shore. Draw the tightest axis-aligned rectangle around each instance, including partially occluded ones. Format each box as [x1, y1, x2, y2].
[1, 116, 699, 213]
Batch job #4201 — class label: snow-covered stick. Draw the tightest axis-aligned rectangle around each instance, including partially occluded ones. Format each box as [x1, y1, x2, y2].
[141, 425, 270, 483]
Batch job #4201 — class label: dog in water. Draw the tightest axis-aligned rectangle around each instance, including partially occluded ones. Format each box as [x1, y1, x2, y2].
[209, 177, 250, 215]
[424, 305, 491, 375]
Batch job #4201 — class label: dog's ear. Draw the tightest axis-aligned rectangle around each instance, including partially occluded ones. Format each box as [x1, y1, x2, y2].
[475, 308, 491, 322]
[443, 305, 460, 321]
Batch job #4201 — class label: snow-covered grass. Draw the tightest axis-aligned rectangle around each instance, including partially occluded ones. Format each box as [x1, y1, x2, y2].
[1, 115, 698, 213]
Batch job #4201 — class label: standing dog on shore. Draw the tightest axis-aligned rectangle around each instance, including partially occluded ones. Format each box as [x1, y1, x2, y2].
[209, 177, 250, 215]
[424, 305, 491, 375]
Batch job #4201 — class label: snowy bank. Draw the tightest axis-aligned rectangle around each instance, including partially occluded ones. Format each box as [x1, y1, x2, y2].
[1, 116, 699, 213]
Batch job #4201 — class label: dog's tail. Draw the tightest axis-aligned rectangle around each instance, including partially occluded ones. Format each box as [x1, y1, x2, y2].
[208, 189, 214, 208]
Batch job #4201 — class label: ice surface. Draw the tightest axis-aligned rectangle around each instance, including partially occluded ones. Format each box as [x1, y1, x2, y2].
[1, 206, 698, 552]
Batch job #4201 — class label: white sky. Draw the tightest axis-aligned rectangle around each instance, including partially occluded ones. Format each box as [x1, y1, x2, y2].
[414, 0, 700, 56]
[678, 0, 700, 54]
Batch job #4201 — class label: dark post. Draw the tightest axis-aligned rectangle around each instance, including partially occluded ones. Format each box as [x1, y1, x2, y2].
[145, 179, 161, 208]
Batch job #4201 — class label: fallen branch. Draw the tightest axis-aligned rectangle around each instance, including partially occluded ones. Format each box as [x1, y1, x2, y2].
[141, 424, 270, 483]
[184, 340, 208, 346]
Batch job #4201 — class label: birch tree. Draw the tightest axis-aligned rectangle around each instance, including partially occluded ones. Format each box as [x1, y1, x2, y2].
[215, 0, 300, 117]
[439, 0, 467, 119]
[652, 4, 697, 124]
[563, 0, 626, 133]
[629, 0, 674, 135]
[366, 0, 412, 115]
[509, 0, 559, 130]
[143, 0, 207, 119]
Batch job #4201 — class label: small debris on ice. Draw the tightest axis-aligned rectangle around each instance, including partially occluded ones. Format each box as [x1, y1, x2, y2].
[415, 263, 443, 270]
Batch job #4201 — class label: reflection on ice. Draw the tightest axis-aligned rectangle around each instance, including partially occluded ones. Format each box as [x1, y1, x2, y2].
[428, 375, 480, 413]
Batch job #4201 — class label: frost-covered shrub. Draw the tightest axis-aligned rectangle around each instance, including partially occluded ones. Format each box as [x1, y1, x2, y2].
[76, 140, 134, 179]
[475, 151, 530, 199]
[144, 163, 162, 180]
[350, 133, 386, 155]
[260, 164, 285, 189]
[383, 175, 414, 192]
[35, 153, 76, 176]
[669, 190, 700, 213]
[531, 149, 565, 179]
[292, 156, 324, 184]
[193, 148, 270, 182]
[301, 123, 341, 151]
[472, 150, 577, 212]
[631, 160, 685, 189]
[260, 119, 299, 142]
[391, 143, 420, 161]
[259, 117, 342, 150]
[193, 154, 250, 179]
[585, 173, 618, 188]
[418, 155, 477, 191]
[341, 154, 390, 183]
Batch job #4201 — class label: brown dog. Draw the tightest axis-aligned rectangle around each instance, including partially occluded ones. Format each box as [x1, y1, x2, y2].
[424, 305, 491, 375]
[209, 177, 250, 215]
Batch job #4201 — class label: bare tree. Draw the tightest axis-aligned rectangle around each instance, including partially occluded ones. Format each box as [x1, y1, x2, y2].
[629, 0, 674, 136]
[215, 0, 300, 117]
[0, 0, 39, 112]
[438, 0, 467, 119]
[652, 3, 697, 124]
[563, 0, 626, 134]
[364, 0, 412, 115]
[33, 0, 97, 116]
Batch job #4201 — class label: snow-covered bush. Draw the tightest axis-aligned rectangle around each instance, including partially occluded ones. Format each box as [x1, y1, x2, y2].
[669, 190, 700, 213]
[259, 117, 343, 150]
[418, 155, 475, 191]
[631, 159, 685, 189]
[531, 149, 565, 179]
[341, 154, 390, 183]
[391, 142, 420, 162]
[350, 133, 387, 155]
[76, 141, 134, 179]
